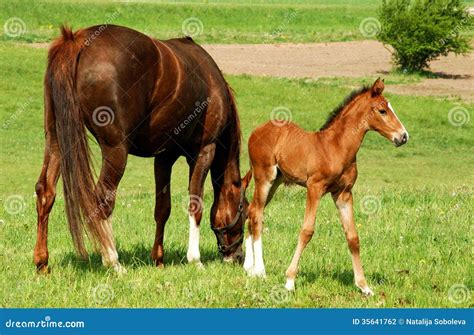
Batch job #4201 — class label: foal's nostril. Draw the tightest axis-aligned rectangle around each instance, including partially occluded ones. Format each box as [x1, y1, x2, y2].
[402, 132, 408, 144]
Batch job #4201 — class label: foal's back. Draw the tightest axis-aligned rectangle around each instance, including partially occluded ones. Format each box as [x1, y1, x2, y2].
[248, 121, 326, 186]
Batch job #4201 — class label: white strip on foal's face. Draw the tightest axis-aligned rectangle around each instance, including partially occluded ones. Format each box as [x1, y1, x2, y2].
[186, 214, 201, 263]
[387, 101, 409, 141]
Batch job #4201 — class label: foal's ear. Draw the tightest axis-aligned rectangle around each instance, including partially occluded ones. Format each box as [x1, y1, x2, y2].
[371, 78, 385, 97]
[241, 169, 252, 192]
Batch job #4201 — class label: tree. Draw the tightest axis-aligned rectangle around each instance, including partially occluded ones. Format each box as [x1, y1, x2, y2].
[377, 0, 472, 72]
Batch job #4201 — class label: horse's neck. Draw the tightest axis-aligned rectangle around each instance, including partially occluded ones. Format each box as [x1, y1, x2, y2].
[320, 105, 368, 164]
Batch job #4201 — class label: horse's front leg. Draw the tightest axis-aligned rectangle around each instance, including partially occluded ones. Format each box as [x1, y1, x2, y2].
[186, 143, 216, 267]
[332, 190, 373, 296]
[285, 182, 324, 290]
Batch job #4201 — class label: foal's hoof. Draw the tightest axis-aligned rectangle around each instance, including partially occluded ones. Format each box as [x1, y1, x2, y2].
[249, 268, 266, 278]
[243, 263, 254, 274]
[359, 286, 374, 296]
[284, 279, 295, 291]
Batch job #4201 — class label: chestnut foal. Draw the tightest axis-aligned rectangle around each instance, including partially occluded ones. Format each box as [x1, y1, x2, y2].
[243, 79, 408, 295]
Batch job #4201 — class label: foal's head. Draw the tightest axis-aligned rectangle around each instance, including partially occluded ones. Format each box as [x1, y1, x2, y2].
[364, 78, 409, 147]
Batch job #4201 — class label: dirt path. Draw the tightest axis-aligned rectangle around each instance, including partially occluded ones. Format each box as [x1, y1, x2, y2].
[204, 41, 473, 101]
[28, 40, 474, 101]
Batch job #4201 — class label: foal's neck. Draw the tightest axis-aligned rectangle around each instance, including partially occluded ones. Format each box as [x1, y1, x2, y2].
[319, 97, 369, 164]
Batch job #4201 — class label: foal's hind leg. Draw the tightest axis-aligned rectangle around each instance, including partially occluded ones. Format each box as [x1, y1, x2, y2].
[34, 131, 61, 273]
[94, 144, 128, 273]
[244, 165, 278, 277]
[285, 182, 324, 290]
[186, 143, 216, 266]
[332, 190, 373, 296]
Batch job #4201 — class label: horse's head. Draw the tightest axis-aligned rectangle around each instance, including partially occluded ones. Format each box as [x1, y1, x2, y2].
[211, 170, 252, 263]
[366, 78, 409, 147]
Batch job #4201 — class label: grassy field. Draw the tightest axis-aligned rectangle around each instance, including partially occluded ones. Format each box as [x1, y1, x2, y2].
[0, 0, 428, 44]
[0, 40, 473, 308]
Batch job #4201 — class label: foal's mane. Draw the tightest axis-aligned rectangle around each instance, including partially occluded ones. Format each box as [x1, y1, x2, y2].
[319, 85, 370, 131]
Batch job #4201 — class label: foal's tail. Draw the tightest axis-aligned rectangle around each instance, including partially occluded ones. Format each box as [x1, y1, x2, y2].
[46, 26, 112, 258]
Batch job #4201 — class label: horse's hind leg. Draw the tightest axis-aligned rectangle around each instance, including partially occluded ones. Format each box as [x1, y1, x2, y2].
[94, 144, 128, 273]
[244, 164, 278, 277]
[34, 126, 60, 273]
[151, 155, 177, 267]
[186, 143, 216, 266]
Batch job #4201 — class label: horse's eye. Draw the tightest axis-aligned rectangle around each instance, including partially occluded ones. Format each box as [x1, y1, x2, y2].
[379, 109, 387, 115]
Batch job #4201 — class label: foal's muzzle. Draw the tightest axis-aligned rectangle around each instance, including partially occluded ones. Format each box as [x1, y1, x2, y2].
[394, 132, 409, 147]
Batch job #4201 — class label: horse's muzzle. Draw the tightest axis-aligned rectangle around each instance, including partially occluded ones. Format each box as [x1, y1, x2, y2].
[223, 246, 244, 264]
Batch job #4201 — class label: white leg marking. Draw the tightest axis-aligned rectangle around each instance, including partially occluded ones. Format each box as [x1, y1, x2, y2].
[100, 217, 126, 274]
[243, 235, 254, 274]
[339, 203, 351, 223]
[285, 278, 295, 291]
[186, 215, 203, 267]
[251, 236, 266, 277]
[359, 285, 374, 296]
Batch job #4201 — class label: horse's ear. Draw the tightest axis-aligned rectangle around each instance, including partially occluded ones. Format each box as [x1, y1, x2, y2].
[371, 78, 384, 96]
[241, 169, 252, 192]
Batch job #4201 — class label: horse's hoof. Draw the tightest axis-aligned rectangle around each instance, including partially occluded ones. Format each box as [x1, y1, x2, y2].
[113, 263, 127, 275]
[196, 262, 205, 270]
[36, 264, 51, 274]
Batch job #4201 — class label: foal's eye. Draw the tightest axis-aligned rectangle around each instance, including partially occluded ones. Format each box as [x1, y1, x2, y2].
[379, 109, 387, 115]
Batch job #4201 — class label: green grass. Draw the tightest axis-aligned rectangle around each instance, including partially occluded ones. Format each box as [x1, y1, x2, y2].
[0, 42, 473, 308]
[0, 0, 383, 44]
[2, 1, 472, 44]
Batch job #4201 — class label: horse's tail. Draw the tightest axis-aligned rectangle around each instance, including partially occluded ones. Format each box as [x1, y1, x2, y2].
[46, 26, 111, 258]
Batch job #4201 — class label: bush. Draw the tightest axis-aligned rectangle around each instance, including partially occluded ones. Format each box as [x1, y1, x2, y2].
[377, 0, 472, 72]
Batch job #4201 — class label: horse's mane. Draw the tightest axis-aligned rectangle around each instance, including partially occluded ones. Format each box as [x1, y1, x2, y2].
[319, 85, 370, 131]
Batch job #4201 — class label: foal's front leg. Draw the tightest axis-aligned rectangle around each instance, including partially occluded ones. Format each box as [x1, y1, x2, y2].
[332, 191, 373, 296]
[186, 143, 216, 266]
[285, 182, 324, 290]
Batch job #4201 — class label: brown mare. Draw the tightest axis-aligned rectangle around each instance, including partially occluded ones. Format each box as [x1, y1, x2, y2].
[34, 25, 250, 273]
[243, 79, 408, 295]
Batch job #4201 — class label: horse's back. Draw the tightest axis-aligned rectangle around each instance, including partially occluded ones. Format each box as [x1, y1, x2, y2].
[75, 25, 160, 141]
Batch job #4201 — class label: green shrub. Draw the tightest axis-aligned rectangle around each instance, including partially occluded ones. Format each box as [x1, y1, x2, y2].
[377, 0, 472, 72]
